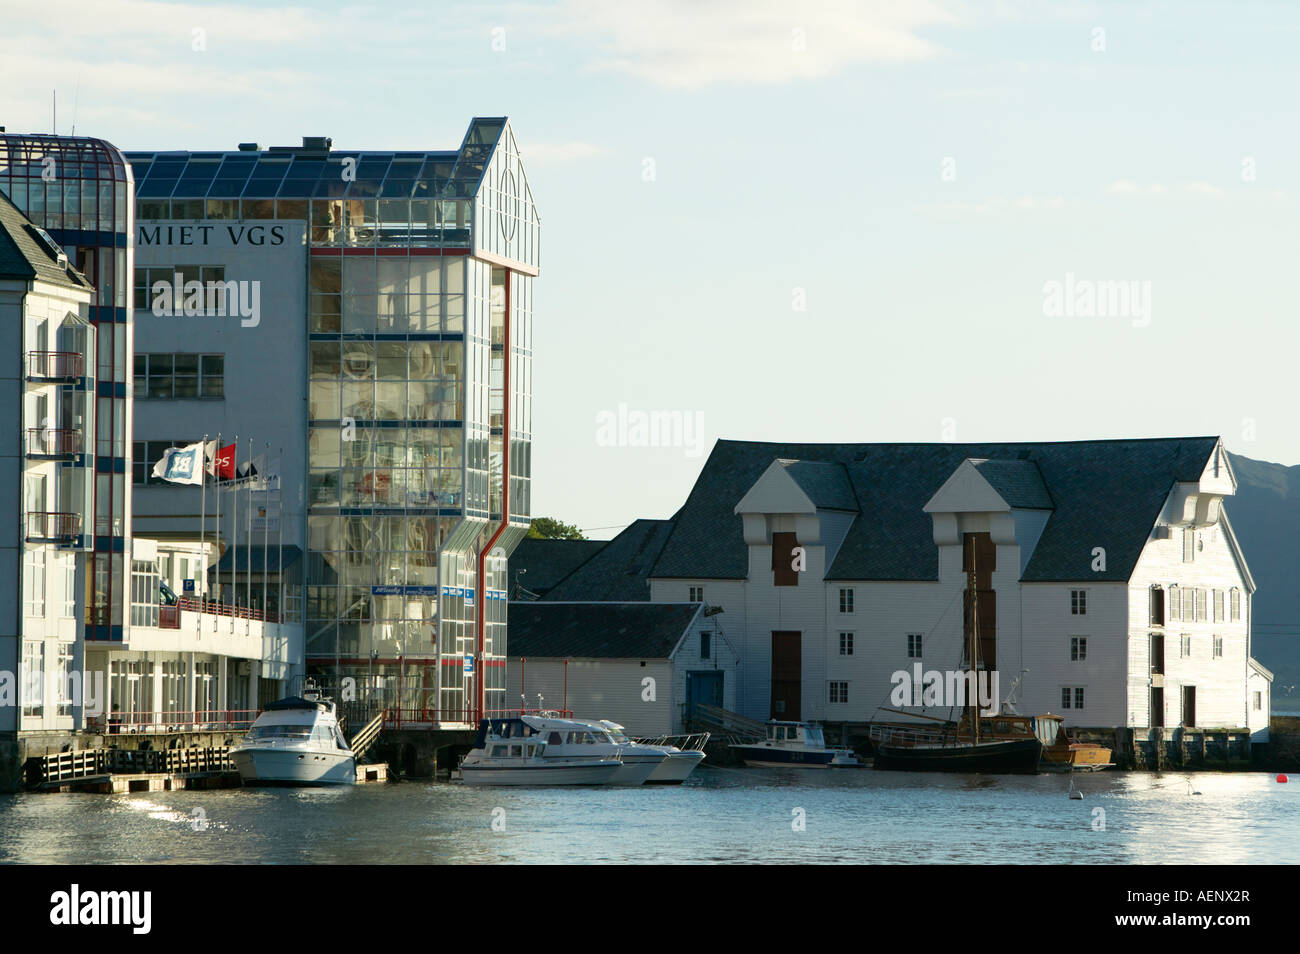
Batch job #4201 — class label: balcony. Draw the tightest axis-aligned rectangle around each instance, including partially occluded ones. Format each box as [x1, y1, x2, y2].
[25, 351, 84, 382]
[26, 511, 82, 544]
[25, 427, 83, 459]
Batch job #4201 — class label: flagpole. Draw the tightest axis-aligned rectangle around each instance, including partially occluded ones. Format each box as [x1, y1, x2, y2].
[261, 442, 269, 622]
[214, 432, 221, 611]
[277, 446, 284, 626]
[200, 433, 208, 609]
[246, 436, 253, 624]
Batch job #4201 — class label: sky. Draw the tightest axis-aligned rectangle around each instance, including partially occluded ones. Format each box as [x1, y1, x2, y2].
[2, 0, 1296, 539]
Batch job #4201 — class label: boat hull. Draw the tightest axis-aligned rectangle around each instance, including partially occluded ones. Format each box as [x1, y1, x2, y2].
[610, 755, 665, 786]
[233, 748, 356, 786]
[459, 762, 621, 786]
[645, 750, 706, 784]
[873, 738, 1041, 774]
[732, 745, 835, 768]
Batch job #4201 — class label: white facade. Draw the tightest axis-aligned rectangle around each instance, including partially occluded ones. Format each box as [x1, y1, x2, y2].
[505, 605, 736, 735]
[649, 442, 1270, 732]
[2, 272, 94, 735]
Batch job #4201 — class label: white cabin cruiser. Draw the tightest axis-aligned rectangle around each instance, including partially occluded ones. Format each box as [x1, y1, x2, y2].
[524, 715, 664, 785]
[596, 721, 707, 784]
[459, 716, 623, 786]
[731, 721, 863, 769]
[232, 689, 355, 786]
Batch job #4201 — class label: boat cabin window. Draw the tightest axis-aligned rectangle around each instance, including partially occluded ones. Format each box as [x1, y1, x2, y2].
[509, 744, 523, 758]
[246, 723, 312, 740]
[805, 728, 823, 747]
[548, 732, 564, 745]
[488, 745, 506, 757]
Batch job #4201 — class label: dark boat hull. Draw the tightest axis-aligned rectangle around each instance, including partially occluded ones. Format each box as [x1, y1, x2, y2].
[873, 737, 1041, 774]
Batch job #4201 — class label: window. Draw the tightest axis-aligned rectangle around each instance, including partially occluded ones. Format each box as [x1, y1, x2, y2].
[1182, 528, 1195, 563]
[1213, 636, 1223, 658]
[1195, 589, 1206, 622]
[906, 633, 923, 659]
[56, 643, 74, 717]
[839, 632, 854, 656]
[828, 681, 848, 704]
[133, 264, 226, 311]
[1181, 586, 1191, 620]
[22, 641, 44, 718]
[700, 632, 711, 660]
[23, 547, 46, 617]
[1213, 590, 1224, 623]
[1181, 634, 1192, 657]
[130, 559, 160, 627]
[1150, 586, 1164, 626]
[1255, 691, 1263, 711]
[134, 353, 224, 399]
[62, 556, 76, 617]
[1168, 584, 1180, 621]
[1061, 687, 1085, 710]
[688, 586, 704, 603]
[1070, 590, 1086, 615]
[1230, 588, 1240, 622]
[839, 588, 854, 613]
[1070, 637, 1087, 661]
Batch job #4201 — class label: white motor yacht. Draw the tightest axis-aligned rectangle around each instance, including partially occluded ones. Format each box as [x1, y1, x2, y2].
[524, 715, 664, 785]
[458, 716, 622, 786]
[232, 689, 355, 786]
[597, 721, 707, 784]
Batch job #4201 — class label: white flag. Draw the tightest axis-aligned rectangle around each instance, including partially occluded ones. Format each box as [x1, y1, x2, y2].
[152, 442, 206, 485]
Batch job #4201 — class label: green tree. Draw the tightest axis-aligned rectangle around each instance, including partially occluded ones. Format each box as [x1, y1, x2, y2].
[527, 517, 585, 540]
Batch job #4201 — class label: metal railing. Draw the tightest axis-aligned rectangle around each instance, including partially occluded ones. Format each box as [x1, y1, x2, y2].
[87, 709, 262, 735]
[25, 427, 82, 457]
[868, 724, 957, 748]
[633, 732, 711, 753]
[26, 511, 81, 542]
[26, 351, 84, 379]
[369, 706, 575, 729]
[174, 594, 280, 623]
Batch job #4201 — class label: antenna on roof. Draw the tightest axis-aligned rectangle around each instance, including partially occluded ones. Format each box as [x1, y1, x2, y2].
[52, 89, 56, 135]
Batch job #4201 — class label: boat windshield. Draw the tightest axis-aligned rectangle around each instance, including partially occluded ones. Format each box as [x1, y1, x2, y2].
[805, 728, 824, 747]
[246, 724, 313, 740]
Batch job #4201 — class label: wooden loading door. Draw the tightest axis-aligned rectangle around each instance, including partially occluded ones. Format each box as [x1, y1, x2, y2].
[771, 631, 802, 720]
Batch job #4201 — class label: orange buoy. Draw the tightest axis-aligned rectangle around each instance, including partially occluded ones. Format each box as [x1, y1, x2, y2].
[1278, 774, 1289, 783]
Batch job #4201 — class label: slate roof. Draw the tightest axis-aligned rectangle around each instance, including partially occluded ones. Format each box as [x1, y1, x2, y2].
[780, 460, 858, 511]
[650, 437, 1220, 583]
[970, 459, 1053, 510]
[508, 538, 608, 598]
[0, 190, 92, 291]
[544, 519, 676, 601]
[506, 602, 702, 658]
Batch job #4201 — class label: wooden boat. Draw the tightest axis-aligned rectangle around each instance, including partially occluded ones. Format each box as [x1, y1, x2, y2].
[870, 550, 1043, 774]
[1036, 715, 1114, 771]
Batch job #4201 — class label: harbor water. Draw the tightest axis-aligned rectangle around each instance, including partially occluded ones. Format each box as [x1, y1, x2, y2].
[1, 767, 1296, 864]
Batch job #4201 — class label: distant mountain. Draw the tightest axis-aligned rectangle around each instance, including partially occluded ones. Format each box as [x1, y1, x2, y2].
[1227, 452, 1300, 710]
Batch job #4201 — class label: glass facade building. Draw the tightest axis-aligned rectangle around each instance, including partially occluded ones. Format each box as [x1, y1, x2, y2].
[125, 119, 538, 722]
[0, 134, 135, 642]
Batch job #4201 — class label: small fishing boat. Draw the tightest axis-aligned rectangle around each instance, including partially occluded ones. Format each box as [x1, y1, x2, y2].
[731, 721, 863, 768]
[458, 717, 623, 786]
[1036, 715, 1114, 772]
[232, 687, 355, 786]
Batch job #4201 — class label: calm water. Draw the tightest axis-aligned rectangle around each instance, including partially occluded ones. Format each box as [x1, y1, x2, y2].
[1, 767, 1295, 864]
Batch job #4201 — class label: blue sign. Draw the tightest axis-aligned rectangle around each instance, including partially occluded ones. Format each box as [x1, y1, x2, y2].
[182, 579, 195, 594]
[463, 655, 474, 674]
[370, 585, 440, 596]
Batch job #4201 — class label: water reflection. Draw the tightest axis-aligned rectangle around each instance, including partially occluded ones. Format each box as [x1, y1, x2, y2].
[0, 768, 1294, 864]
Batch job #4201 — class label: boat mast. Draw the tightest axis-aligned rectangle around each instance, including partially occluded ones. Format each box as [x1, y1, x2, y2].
[968, 541, 980, 745]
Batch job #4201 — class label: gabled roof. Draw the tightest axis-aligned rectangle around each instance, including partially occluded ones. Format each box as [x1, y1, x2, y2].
[507, 602, 703, 659]
[780, 460, 858, 511]
[544, 519, 675, 601]
[970, 459, 1053, 509]
[0, 190, 92, 292]
[508, 538, 608, 598]
[650, 437, 1221, 583]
